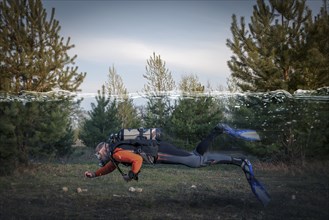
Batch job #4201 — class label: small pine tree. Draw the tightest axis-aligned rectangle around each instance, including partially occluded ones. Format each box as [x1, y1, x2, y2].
[0, 102, 19, 174]
[169, 74, 223, 150]
[299, 1, 329, 89]
[27, 100, 74, 159]
[106, 66, 140, 128]
[143, 52, 175, 128]
[80, 86, 120, 148]
[53, 126, 75, 158]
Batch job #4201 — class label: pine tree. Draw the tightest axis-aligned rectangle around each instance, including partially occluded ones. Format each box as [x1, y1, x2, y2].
[0, 0, 86, 93]
[179, 74, 205, 94]
[143, 52, 175, 128]
[80, 86, 120, 148]
[299, 0, 329, 89]
[53, 126, 74, 158]
[27, 100, 74, 159]
[0, 102, 19, 174]
[169, 74, 223, 150]
[0, 0, 86, 173]
[106, 66, 140, 128]
[143, 52, 175, 95]
[226, 0, 313, 93]
[0, 0, 84, 170]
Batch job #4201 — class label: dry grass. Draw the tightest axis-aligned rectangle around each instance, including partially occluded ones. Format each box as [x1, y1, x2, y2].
[254, 160, 329, 175]
[0, 156, 328, 219]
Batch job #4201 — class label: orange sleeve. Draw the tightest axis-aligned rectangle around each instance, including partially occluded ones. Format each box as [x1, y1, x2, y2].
[95, 160, 116, 177]
[113, 150, 143, 174]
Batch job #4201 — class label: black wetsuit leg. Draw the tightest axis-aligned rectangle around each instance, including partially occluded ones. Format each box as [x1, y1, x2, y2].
[157, 142, 203, 168]
[195, 129, 222, 156]
[156, 125, 242, 167]
[194, 126, 243, 166]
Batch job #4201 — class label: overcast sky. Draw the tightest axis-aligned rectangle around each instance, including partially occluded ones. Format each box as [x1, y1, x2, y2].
[42, 0, 323, 94]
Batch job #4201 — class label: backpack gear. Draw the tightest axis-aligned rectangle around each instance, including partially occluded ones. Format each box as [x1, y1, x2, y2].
[107, 128, 160, 165]
[109, 139, 159, 164]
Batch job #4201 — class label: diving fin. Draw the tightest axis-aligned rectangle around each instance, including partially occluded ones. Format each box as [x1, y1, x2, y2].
[221, 124, 261, 141]
[249, 177, 271, 207]
[235, 129, 261, 141]
[241, 159, 271, 206]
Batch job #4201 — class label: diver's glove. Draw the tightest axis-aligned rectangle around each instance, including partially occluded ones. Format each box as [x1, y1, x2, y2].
[123, 171, 139, 182]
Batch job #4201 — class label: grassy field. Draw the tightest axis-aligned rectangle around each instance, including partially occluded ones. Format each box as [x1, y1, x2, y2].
[0, 148, 328, 219]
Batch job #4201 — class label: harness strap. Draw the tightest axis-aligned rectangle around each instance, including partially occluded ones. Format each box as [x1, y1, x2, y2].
[108, 154, 125, 176]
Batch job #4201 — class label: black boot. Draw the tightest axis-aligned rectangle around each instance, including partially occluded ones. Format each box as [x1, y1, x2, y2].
[217, 157, 245, 167]
[213, 123, 225, 133]
[231, 157, 244, 166]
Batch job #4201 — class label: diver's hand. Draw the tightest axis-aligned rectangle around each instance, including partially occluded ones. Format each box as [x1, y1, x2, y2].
[84, 171, 95, 178]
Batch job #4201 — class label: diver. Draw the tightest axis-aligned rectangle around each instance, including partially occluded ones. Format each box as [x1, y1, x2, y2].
[84, 123, 270, 206]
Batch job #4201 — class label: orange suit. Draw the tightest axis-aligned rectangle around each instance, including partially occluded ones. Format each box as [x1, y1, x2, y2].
[95, 147, 143, 177]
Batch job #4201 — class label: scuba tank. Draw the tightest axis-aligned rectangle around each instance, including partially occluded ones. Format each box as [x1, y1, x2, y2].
[118, 128, 161, 141]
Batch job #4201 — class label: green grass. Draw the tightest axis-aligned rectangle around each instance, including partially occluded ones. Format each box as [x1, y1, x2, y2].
[0, 149, 328, 219]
